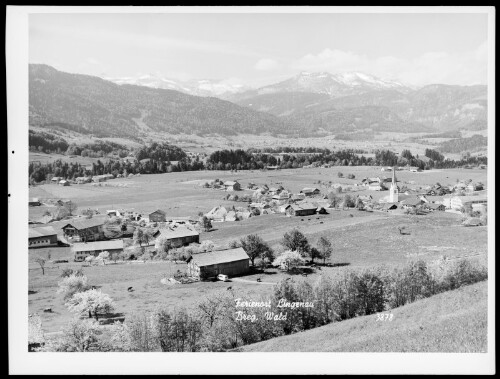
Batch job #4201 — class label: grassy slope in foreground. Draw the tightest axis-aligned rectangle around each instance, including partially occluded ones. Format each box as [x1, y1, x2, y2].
[235, 280, 488, 353]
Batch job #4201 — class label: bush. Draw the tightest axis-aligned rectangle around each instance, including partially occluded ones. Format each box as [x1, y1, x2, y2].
[347, 173, 355, 179]
[57, 274, 91, 301]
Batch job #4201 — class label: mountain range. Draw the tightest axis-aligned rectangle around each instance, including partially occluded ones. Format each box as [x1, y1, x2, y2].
[29, 64, 488, 140]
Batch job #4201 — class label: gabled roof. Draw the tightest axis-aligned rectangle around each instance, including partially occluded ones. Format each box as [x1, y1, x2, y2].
[29, 226, 57, 238]
[156, 225, 200, 239]
[402, 198, 424, 206]
[72, 239, 123, 252]
[149, 209, 166, 216]
[224, 181, 239, 186]
[286, 202, 317, 211]
[300, 187, 320, 193]
[62, 217, 106, 230]
[187, 247, 249, 267]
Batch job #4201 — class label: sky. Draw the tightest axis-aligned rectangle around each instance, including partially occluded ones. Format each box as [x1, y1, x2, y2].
[29, 11, 490, 88]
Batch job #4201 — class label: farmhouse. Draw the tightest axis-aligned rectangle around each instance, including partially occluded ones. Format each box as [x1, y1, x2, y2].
[75, 176, 92, 184]
[450, 195, 487, 211]
[29, 226, 58, 248]
[107, 210, 122, 217]
[424, 203, 446, 211]
[73, 240, 124, 262]
[300, 188, 320, 196]
[223, 181, 241, 191]
[153, 225, 200, 248]
[186, 247, 250, 279]
[62, 217, 106, 242]
[401, 198, 424, 209]
[92, 175, 108, 183]
[284, 203, 317, 216]
[59, 180, 70, 186]
[29, 198, 41, 206]
[368, 183, 385, 191]
[149, 209, 167, 222]
[51, 176, 62, 183]
[206, 206, 229, 222]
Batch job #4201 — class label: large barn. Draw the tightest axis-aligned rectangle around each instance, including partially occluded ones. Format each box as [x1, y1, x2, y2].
[186, 247, 250, 279]
[73, 240, 124, 262]
[28, 226, 58, 248]
[152, 225, 200, 247]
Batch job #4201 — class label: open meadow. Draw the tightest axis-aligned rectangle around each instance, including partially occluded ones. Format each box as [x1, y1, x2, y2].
[28, 166, 488, 334]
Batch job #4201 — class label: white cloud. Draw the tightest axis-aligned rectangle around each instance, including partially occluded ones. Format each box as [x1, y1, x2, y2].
[254, 58, 282, 71]
[291, 42, 488, 86]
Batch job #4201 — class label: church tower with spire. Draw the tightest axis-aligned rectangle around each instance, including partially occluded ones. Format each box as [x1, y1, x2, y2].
[389, 167, 399, 203]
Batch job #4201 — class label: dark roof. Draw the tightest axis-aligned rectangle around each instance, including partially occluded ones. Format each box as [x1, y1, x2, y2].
[300, 187, 319, 193]
[29, 226, 57, 239]
[187, 247, 249, 267]
[149, 209, 166, 216]
[72, 240, 123, 252]
[62, 217, 106, 230]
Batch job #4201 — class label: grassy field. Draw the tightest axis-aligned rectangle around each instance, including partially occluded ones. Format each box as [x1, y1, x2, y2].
[29, 166, 487, 218]
[28, 166, 488, 335]
[235, 280, 488, 353]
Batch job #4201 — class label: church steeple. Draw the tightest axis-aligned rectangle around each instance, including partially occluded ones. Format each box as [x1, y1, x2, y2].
[389, 166, 399, 203]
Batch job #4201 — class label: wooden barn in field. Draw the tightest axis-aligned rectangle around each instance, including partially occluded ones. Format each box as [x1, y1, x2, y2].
[29, 226, 58, 248]
[284, 203, 317, 217]
[149, 209, 167, 222]
[300, 187, 320, 196]
[186, 247, 250, 279]
[73, 240, 124, 262]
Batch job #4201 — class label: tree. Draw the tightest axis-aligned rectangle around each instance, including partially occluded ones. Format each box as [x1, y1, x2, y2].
[281, 228, 310, 256]
[200, 216, 213, 232]
[327, 192, 341, 208]
[155, 236, 173, 256]
[52, 205, 69, 221]
[200, 240, 215, 252]
[57, 274, 91, 301]
[273, 250, 306, 272]
[38, 318, 104, 352]
[66, 289, 115, 321]
[85, 255, 96, 266]
[309, 247, 321, 264]
[35, 256, 46, 275]
[111, 251, 120, 264]
[239, 234, 273, 267]
[317, 237, 333, 265]
[98, 251, 110, 265]
[65, 201, 78, 216]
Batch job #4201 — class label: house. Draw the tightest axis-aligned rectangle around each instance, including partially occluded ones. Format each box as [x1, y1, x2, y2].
[186, 247, 250, 279]
[152, 225, 200, 248]
[401, 198, 424, 209]
[59, 180, 70, 186]
[381, 203, 398, 211]
[149, 209, 167, 223]
[424, 203, 446, 211]
[61, 217, 106, 242]
[206, 206, 229, 222]
[107, 210, 122, 217]
[223, 181, 241, 191]
[284, 203, 317, 216]
[75, 176, 92, 184]
[368, 183, 385, 191]
[51, 176, 62, 183]
[467, 182, 484, 192]
[450, 195, 487, 211]
[29, 226, 58, 248]
[408, 166, 423, 172]
[73, 240, 124, 262]
[29, 198, 41, 207]
[300, 188, 320, 196]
